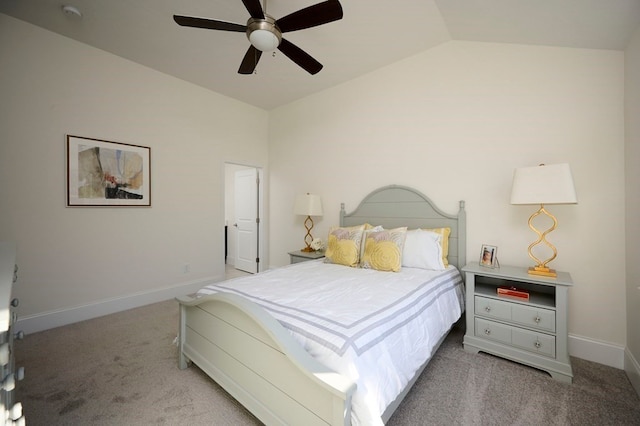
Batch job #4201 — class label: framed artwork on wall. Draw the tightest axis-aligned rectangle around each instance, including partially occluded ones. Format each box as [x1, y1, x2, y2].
[66, 135, 151, 206]
[479, 244, 498, 268]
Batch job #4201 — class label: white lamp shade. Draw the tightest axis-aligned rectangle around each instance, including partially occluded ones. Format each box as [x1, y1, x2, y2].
[294, 193, 323, 216]
[510, 163, 578, 205]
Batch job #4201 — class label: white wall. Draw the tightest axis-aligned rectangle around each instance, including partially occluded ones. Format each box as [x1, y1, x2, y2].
[0, 14, 269, 330]
[625, 26, 640, 394]
[269, 41, 626, 365]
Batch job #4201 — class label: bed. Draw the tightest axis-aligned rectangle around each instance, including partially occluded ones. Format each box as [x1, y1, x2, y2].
[176, 185, 467, 425]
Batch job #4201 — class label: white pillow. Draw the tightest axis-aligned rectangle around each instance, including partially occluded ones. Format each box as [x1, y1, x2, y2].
[402, 229, 445, 270]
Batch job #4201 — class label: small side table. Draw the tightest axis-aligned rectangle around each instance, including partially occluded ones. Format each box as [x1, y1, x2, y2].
[288, 250, 325, 264]
[462, 262, 573, 383]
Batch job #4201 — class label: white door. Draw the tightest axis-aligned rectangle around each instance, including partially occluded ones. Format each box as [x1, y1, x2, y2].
[234, 168, 259, 273]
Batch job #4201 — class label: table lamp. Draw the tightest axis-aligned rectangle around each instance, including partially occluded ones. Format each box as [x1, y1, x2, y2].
[510, 163, 577, 278]
[294, 193, 323, 252]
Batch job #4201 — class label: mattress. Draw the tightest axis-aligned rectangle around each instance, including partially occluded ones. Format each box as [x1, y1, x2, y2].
[197, 260, 465, 425]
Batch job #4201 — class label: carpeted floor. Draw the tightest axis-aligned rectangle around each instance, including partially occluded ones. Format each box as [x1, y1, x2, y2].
[15, 299, 640, 425]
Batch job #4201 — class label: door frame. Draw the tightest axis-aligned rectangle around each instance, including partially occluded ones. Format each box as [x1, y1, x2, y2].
[224, 162, 266, 273]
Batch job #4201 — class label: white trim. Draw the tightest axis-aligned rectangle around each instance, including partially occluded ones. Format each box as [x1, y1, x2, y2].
[624, 347, 640, 397]
[15, 275, 222, 335]
[568, 333, 625, 369]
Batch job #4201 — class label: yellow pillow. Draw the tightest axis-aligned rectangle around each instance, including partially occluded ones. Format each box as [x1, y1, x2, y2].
[361, 227, 407, 272]
[324, 225, 365, 267]
[423, 227, 451, 266]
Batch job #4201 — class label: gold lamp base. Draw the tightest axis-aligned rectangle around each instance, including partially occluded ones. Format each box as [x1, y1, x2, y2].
[300, 215, 315, 252]
[526, 204, 559, 279]
[528, 266, 557, 278]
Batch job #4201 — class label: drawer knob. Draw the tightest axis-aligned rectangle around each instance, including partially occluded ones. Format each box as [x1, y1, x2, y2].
[484, 328, 491, 335]
[534, 340, 542, 349]
[14, 330, 25, 341]
[484, 306, 491, 313]
[15, 367, 25, 381]
[534, 315, 541, 323]
[11, 298, 19, 308]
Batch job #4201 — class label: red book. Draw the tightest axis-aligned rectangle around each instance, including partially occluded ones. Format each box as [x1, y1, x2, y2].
[497, 286, 530, 300]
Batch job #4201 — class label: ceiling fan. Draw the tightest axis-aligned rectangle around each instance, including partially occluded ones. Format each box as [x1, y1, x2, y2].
[174, 0, 343, 75]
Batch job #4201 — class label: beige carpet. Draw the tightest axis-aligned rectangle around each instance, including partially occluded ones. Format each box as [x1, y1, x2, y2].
[15, 300, 640, 425]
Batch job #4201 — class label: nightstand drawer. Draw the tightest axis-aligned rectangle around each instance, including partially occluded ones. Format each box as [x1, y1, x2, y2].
[512, 327, 556, 358]
[512, 304, 555, 332]
[475, 296, 511, 321]
[475, 296, 556, 332]
[475, 318, 512, 345]
[288, 250, 325, 264]
[475, 318, 556, 358]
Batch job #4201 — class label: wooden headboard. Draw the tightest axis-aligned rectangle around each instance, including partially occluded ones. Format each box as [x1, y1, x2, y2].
[340, 185, 467, 270]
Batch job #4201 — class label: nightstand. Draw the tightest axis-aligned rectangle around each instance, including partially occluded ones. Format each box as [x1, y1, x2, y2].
[462, 262, 573, 383]
[288, 250, 325, 264]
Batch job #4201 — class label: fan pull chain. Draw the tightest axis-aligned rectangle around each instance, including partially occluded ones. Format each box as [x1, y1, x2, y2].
[254, 48, 259, 74]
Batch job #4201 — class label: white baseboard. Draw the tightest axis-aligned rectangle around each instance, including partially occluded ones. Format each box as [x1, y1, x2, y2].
[625, 347, 640, 397]
[568, 333, 625, 369]
[15, 275, 223, 335]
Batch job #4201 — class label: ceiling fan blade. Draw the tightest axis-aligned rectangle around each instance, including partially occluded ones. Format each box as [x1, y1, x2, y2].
[242, 0, 265, 20]
[276, 0, 343, 33]
[278, 38, 323, 75]
[238, 45, 262, 74]
[173, 15, 246, 32]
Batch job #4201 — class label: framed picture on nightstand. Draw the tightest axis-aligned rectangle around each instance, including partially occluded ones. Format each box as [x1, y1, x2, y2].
[479, 244, 498, 268]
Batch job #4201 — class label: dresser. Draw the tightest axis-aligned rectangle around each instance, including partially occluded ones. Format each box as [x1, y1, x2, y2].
[462, 262, 573, 383]
[0, 242, 25, 425]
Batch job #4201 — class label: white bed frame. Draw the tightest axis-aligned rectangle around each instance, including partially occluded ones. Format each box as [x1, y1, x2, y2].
[176, 185, 466, 425]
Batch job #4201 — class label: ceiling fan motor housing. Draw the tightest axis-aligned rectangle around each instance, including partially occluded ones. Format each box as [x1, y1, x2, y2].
[247, 15, 282, 52]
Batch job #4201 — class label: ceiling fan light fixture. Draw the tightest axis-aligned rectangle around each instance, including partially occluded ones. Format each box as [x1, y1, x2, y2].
[250, 29, 280, 51]
[247, 15, 281, 52]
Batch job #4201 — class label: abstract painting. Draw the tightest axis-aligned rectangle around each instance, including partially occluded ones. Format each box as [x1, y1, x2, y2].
[67, 135, 151, 206]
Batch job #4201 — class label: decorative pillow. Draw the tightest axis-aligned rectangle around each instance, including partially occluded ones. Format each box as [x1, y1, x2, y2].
[361, 227, 407, 272]
[423, 227, 451, 267]
[359, 225, 384, 261]
[402, 229, 445, 270]
[324, 225, 366, 267]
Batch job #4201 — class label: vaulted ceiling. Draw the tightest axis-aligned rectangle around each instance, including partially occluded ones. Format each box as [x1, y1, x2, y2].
[2, 0, 639, 110]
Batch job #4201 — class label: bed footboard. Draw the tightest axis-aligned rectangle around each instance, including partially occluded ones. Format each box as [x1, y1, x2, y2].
[177, 293, 356, 426]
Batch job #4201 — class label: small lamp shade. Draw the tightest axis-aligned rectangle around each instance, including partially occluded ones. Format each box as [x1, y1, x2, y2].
[294, 193, 323, 216]
[510, 163, 577, 205]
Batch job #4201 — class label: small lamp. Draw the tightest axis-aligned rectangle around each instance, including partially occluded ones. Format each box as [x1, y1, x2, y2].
[510, 163, 577, 278]
[294, 193, 323, 252]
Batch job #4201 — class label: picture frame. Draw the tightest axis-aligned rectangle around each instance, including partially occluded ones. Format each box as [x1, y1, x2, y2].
[479, 244, 498, 268]
[67, 135, 151, 206]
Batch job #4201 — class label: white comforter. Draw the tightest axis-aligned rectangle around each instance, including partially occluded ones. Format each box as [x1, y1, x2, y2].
[197, 260, 464, 425]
